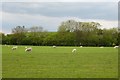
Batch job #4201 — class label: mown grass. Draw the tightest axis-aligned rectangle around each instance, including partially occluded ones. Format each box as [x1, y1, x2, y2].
[2, 45, 118, 78]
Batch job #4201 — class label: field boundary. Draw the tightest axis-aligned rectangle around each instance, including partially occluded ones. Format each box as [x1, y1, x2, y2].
[1, 78, 119, 80]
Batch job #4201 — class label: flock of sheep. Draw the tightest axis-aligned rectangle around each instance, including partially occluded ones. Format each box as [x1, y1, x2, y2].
[53, 46, 76, 52]
[10, 45, 119, 53]
[12, 46, 32, 52]
[11, 45, 77, 53]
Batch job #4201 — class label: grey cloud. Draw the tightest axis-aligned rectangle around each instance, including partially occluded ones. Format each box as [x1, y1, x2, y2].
[2, 2, 118, 34]
[2, 2, 118, 20]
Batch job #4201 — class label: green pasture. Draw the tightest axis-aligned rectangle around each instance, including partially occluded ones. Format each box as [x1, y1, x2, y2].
[2, 45, 118, 78]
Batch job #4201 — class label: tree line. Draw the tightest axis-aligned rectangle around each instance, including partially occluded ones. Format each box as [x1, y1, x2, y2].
[1, 20, 120, 46]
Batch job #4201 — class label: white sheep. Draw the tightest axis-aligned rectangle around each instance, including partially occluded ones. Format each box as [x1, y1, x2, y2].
[25, 47, 32, 52]
[53, 45, 56, 48]
[12, 46, 18, 50]
[72, 48, 77, 53]
[100, 46, 104, 48]
[80, 46, 83, 48]
[114, 46, 119, 48]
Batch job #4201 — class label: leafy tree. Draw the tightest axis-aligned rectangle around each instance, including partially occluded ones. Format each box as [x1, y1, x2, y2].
[28, 26, 47, 45]
[58, 20, 78, 32]
[2, 20, 118, 47]
[0, 33, 4, 44]
[12, 26, 27, 45]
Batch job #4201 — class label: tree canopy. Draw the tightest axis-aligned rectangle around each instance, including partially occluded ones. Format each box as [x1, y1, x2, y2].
[1, 20, 119, 46]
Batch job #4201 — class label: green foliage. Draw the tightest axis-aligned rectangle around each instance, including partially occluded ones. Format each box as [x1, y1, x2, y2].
[2, 20, 119, 46]
[0, 33, 3, 44]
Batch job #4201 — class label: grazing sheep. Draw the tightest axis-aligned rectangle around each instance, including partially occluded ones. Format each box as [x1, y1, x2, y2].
[25, 46, 27, 48]
[72, 49, 77, 53]
[114, 46, 119, 48]
[53, 45, 56, 48]
[12, 46, 18, 50]
[80, 46, 83, 48]
[25, 47, 32, 52]
[100, 46, 104, 48]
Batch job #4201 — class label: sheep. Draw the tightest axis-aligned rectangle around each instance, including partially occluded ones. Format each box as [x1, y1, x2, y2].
[114, 46, 119, 48]
[100, 46, 104, 48]
[25, 47, 32, 52]
[72, 48, 77, 53]
[12, 46, 18, 50]
[80, 46, 83, 48]
[53, 45, 56, 48]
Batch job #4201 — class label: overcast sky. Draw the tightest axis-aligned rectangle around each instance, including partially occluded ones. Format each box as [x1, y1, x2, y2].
[1, 1, 118, 34]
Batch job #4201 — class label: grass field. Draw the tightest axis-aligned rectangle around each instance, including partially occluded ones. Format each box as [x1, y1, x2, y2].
[2, 45, 118, 78]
